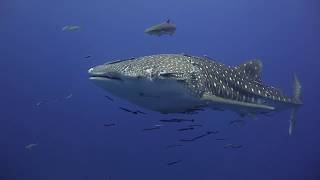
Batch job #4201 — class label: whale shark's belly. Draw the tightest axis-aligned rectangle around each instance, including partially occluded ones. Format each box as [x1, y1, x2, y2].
[91, 77, 203, 113]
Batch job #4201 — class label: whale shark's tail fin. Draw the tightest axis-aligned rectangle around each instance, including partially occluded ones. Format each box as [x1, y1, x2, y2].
[293, 74, 302, 104]
[289, 74, 302, 135]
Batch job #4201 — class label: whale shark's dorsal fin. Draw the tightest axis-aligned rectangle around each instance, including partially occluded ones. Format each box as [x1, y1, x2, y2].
[236, 59, 263, 82]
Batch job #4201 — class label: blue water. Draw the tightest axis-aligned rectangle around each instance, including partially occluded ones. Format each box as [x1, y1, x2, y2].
[2, 0, 320, 179]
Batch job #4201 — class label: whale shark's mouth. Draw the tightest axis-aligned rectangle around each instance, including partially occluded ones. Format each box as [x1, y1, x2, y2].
[89, 74, 123, 81]
[88, 66, 124, 81]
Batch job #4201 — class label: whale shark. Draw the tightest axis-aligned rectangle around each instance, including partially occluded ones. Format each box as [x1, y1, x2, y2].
[88, 54, 302, 134]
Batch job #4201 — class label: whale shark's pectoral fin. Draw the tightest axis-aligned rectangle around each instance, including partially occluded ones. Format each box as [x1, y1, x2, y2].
[201, 93, 275, 111]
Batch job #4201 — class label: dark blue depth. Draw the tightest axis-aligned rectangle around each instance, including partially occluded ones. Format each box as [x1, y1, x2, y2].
[1, 0, 320, 179]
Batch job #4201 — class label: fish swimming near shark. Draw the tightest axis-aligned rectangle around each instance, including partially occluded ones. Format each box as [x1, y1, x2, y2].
[62, 25, 80, 31]
[62, 25, 81, 31]
[25, 143, 38, 150]
[88, 54, 302, 134]
[144, 19, 176, 36]
[167, 160, 182, 166]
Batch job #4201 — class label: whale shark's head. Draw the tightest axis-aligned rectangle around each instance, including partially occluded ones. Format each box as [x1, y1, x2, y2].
[88, 59, 133, 83]
[88, 55, 204, 113]
[88, 58, 145, 100]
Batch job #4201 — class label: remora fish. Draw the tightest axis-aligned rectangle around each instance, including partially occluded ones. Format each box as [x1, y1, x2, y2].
[25, 143, 38, 150]
[88, 54, 302, 134]
[144, 19, 176, 36]
[62, 25, 80, 31]
[167, 160, 182, 166]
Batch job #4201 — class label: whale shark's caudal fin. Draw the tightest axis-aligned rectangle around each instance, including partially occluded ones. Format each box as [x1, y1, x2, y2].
[289, 74, 302, 135]
[293, 74, 302, 104]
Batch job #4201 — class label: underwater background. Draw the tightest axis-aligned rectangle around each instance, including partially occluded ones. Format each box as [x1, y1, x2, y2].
[2, 0, 320, 179]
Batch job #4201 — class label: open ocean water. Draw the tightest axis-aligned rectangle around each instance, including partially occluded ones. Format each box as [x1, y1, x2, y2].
[1, 0, 320, 179]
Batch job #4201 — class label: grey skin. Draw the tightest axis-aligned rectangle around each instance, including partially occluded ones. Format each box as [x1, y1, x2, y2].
[144, 20, 176, 36]
[88, 54, 302, 134]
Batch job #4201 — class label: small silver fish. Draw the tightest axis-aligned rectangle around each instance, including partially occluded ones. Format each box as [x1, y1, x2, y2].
[25, 143, 38, 150]
[62, 25, 80, 31]
[65, 93, 73, 100]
